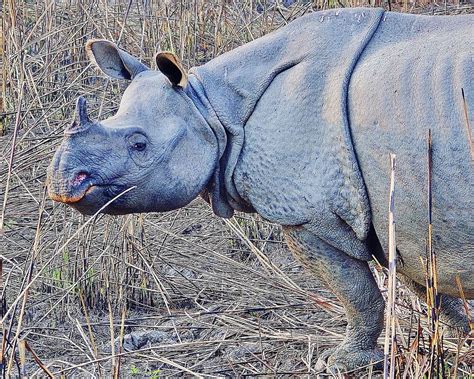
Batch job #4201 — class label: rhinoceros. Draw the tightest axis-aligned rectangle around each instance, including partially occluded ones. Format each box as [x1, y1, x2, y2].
[47, 8, 473, 371]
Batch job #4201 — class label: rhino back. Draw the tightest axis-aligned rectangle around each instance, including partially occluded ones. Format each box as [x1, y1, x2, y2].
[349, 13, 474, 297]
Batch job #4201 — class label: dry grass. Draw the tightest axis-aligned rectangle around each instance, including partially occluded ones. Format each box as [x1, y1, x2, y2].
[1, 0, 473, 377]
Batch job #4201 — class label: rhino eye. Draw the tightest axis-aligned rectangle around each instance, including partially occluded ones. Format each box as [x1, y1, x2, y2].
[128, 133, 148, 152]
[133, 142, 146, 151]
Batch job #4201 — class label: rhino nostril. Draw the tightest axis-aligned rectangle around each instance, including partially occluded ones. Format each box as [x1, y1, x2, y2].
[72, 171, 89, 187]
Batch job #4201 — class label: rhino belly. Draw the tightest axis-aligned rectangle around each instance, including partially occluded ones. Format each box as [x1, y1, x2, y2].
[349, 19, 474, 298]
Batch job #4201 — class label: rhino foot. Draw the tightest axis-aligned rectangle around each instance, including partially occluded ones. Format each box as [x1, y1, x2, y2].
[315, 345, 383, 374]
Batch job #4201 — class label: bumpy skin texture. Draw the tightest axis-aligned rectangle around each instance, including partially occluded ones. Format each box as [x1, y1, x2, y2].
[284, 226, 385, 371]
[47, 8, 473, 372]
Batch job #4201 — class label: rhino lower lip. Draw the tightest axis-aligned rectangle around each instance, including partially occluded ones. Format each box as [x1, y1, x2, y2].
[50, 184, 96, 204]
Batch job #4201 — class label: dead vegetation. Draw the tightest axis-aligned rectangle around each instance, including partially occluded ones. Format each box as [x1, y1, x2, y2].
[0, 0, 473, 377]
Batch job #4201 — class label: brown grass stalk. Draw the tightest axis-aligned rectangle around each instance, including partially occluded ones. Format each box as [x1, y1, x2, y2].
[461, 88, 473, 161]
[383, 153, 397, 379]
[78, 290, 101, 375]
[24, 340, 55, 378]
[425, 129, 444, 378]
[0, 81, 24, 231]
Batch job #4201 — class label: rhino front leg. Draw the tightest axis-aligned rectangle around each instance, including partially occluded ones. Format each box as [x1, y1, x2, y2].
[284, 226, 384, 372]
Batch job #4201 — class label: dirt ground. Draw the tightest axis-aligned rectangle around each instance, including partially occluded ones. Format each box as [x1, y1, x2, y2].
[1, 1, 473, 377]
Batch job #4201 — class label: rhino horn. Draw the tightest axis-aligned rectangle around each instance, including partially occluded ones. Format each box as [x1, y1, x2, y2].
[65, 96, 92, 135]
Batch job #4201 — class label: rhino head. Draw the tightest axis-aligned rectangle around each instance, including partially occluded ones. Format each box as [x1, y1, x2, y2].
[47, 40, 219, 215]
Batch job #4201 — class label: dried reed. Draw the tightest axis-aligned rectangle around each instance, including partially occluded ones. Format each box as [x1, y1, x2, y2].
[383, 153, 397, 379]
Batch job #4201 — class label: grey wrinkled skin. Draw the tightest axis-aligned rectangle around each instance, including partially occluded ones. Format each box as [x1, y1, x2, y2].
[47, 8, 473, 372]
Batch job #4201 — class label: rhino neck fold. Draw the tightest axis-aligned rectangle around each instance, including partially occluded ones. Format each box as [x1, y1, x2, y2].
[185, 76, 254, 217]
[190, 8, 386, 240]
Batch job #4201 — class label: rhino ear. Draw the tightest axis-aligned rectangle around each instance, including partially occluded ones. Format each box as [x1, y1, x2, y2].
[85, 39, 148, 81]
[155, 52, 188, 87]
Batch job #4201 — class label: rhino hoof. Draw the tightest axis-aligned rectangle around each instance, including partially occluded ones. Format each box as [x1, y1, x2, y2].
[315, 346, 383, 374]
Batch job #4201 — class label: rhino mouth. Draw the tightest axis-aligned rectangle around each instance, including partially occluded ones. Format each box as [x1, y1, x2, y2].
[48, 172, 97, 205]
[49, 185, 95, 204]
[50, 179, 129, 216]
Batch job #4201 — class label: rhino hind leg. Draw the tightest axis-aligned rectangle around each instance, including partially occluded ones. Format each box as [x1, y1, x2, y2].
[283, 226, 385, 373]
[438, 296, 473, 339]
[400, 275, 472, 338]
